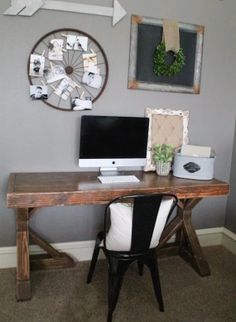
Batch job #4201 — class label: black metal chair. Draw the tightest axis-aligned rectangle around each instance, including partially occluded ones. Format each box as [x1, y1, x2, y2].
[87, 193, 178, 322]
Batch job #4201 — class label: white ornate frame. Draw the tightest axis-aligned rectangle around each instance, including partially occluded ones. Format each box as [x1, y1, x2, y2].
[144, 108, 189, 171]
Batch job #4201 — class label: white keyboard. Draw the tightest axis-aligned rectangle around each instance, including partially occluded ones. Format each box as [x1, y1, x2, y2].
[98, 175, 140, 184]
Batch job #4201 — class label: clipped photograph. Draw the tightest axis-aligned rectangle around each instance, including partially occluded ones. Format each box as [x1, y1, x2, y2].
[66, 35, 88, 51]
[44, 64, 65, 83]
[82, 53, 97, 72]
[82, 71, 102, 89]
[30, 85, 48, 100]
[54, 76, 77, 100]
[48, 39, 64, 61]
[29, 54, 45, 77]
[71, 96, 92, 111]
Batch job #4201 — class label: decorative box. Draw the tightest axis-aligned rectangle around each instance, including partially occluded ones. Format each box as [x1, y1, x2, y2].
[173, 152, 215, 180]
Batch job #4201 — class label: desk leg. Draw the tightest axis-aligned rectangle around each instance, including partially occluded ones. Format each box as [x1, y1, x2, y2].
[178, 199, 211, 277]
[16, 208, 31, 301]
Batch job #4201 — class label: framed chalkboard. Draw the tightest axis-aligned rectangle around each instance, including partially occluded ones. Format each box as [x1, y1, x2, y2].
[128, 15, 204, 94]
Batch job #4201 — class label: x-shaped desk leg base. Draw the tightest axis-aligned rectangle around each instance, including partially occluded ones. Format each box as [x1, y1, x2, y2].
[16, 208, 75, 301]
[158, 198, 211, 277]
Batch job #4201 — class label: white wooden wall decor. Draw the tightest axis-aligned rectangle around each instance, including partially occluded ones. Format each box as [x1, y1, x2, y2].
[3, 0, 127, 26]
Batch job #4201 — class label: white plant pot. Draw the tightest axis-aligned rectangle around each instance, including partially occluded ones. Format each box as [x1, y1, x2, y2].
[156, 161, 171, 176]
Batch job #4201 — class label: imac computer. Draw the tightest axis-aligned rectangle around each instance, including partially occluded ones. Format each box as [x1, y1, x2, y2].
[79, 115, 149, 179]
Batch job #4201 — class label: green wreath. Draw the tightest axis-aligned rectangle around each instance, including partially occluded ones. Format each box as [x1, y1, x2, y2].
[153, 42, 185, 77]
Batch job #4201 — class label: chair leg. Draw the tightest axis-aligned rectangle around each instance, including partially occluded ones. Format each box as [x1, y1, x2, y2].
[107, 257, 129, 322]
[145, 255, 164, 312]
[87, 232, 104, 284]
[107, 310, 113, 322]
[137, 260, 144, 276]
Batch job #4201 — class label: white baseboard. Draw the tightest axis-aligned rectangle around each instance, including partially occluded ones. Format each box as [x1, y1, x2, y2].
[221, 227, 236, 255]
[0, 227, 235, 269]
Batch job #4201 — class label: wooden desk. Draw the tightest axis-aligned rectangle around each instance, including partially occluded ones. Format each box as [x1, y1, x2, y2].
[7, 171, 229, 301]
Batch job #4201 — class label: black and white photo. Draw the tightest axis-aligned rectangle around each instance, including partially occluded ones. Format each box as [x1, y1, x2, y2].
[44, 64, 65, 83]
[54, 76, 77, 100]
[71, 96, 92, 111]
[29, 54, 45, 77]
[82, 71, 102, 89]
[66, 35, 88, 51]
[30, 85, 48, 100]
[48, 39, 64, 61]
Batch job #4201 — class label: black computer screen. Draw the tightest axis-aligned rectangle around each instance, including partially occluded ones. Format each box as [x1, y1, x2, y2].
[79, 115, 149, 159]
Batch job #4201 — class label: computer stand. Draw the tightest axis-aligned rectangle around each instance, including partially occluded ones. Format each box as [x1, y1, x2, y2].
[99, 167, 119, 176]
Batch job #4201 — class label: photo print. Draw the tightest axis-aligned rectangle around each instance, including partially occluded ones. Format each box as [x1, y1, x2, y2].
[30, 85, 48, 100]
[48, 39, 64, 61]
[71, 96, 92, 111]
[82, 71, 102, 89]
[54, 76, 77, 100]
[82, 53, 97, 71]
[66, 35, 88, 51]
[44, 64, 65, 83]
[29, 54, 45, 77]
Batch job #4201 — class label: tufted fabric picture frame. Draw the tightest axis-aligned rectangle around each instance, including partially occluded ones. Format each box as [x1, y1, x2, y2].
[144, 108, 189, 172]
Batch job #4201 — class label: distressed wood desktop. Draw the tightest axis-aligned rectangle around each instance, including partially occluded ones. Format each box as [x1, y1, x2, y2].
[7, 171, 229, 301]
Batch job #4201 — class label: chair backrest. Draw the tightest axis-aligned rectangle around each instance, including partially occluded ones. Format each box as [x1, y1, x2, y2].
[104, 193, 178, 253]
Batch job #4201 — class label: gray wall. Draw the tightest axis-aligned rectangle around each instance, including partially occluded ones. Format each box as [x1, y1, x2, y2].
[1, 0, 236, 247]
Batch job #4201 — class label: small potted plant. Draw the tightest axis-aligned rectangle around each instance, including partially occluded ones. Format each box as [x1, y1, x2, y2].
[153, 144, 175, 176]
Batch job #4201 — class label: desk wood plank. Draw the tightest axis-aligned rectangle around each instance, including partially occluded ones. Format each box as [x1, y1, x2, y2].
[6, 171, 230, 300]
[7, 172, 229, 208]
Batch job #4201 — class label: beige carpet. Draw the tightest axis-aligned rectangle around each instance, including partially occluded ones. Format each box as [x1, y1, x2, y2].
[0, 246, 235, 322]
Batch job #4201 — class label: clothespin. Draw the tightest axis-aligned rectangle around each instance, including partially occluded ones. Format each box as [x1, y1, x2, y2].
[75, 82, 81, 89]
[50, 84, 56, 91]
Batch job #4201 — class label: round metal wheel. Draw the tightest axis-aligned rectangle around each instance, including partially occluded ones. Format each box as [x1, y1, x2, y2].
[28, 28, 109, 111]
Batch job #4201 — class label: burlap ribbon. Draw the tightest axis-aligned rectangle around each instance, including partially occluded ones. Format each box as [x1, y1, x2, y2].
[162, 19, 180, 53]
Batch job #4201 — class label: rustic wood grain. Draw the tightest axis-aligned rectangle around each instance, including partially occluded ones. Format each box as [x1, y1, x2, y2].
[7, 171, 229, 300]
[16, 208, 31, 301]
[181, 199, 211, 276]
[30, 253, 75, 270]
[7, 172, 229, 208]
[29, 228, 75, 270]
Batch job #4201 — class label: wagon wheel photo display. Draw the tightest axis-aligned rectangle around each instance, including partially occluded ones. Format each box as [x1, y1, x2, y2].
[28, 28, 109, 111]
